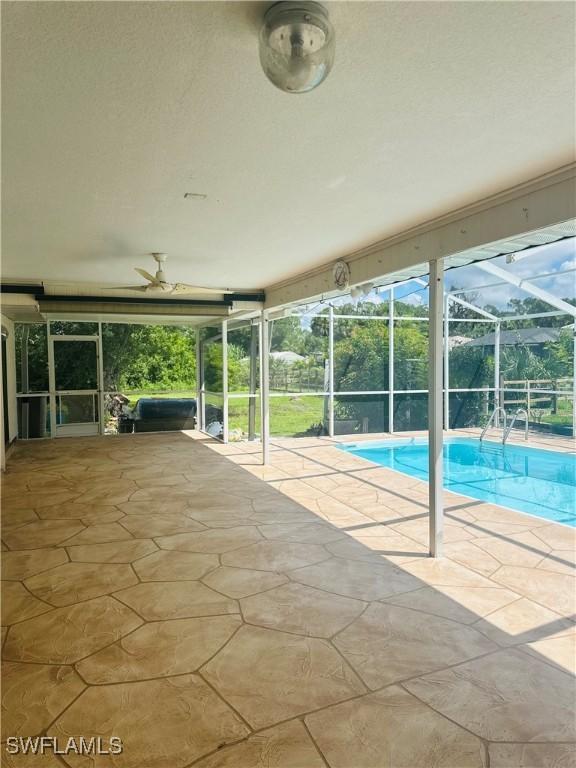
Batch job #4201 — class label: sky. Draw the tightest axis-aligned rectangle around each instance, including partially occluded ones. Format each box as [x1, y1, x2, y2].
[344, 236, 575, 310]
[443, 237, 575, 310]
[295, 236, 575, 323]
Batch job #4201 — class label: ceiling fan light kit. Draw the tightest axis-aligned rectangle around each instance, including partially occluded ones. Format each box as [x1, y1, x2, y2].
[259, 1, 335, 93]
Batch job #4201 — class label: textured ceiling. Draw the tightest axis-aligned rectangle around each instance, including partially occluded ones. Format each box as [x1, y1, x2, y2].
[2, 1, 575, 291]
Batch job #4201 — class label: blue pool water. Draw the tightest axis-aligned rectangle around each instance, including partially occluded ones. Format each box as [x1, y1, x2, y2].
[339, 438, 576, 526]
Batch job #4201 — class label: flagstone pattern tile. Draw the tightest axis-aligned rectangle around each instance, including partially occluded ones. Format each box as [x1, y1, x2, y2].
[1, 548, 68, 580]
[491, 565, 576, 616]
[472, 597, 574, 647]
[1, 661, 85, 740]
[66, 539, 158, 563]
[405, 648, 576, 742]
[202, 566, 288, 598]
[333, 603, 497, 688]
[305, 686, 486, 767]
[3, 520, 86, 550]
[521, 629, 576, 676]
[130, 548, 218, 580]
[61, 522, 133, 546]
[222, 540, 331, 571]
[24, 562, 138, 606]
[118, 512, 206, 537]
[489, 742, 576, 767]
[193, 721, 326, 768]
[381, 584, 521, 625]
[242, 581, 367, 638]
[201, 624, 366, 728]
[3, 596, 143, 663]
[115, 580, 239, 620]
[1, 581, 52, 625]
[2, 430, 574, 766]
[288, 558, 421, 601]
[50, 675, 249, 768]
[156, 525, 262, 554]
[76, 615, 242, 683]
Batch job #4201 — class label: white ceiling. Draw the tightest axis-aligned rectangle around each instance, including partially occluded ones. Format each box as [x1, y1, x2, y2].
[2, 1, 575, 292]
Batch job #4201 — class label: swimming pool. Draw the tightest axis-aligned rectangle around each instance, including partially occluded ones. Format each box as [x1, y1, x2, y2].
[339, 438, 576, 526]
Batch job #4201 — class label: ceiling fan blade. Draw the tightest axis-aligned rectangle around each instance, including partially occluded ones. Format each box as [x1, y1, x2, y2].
[134, 267, 158, 283]
[171, 282, 234, 295]
[112, 285, 148, 292]
[148, 282, 173, 293]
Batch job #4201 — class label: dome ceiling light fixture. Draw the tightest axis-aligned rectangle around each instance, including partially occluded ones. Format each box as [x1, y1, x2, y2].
[259, 1, 335, 93]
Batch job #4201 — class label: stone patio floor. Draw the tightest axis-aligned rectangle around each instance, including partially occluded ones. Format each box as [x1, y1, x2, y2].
[1, 430, 575, 767]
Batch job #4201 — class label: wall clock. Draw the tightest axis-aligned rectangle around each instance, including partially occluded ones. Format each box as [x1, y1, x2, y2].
[333, 260, 350, 290]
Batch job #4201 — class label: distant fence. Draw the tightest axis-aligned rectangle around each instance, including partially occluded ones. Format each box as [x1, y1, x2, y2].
[269, 362, 325, 393]
[501, 378, 573, 435]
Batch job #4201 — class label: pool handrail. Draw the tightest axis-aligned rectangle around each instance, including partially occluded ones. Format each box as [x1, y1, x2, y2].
[480, 407, 508, 442]
[503, 408, 529, 444]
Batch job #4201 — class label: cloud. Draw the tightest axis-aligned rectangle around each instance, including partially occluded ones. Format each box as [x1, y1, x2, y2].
[446, 238, 575, 308]
[540, 276, 575, 300]
[400, 292, 425, 307]
[506, 253, 575, 302]
[361, 293, 386, 305]
[293, 238, 575, 320]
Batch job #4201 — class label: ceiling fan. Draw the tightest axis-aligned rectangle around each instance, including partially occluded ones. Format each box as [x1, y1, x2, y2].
[115, 253, 233, 295]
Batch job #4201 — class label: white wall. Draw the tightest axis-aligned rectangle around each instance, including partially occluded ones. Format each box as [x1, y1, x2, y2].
[1, 314, 18, 469]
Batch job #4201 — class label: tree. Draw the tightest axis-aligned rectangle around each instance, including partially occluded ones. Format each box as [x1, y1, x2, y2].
[544, 329, 573, 380]
[445, 287, 490, 338]
[501, 297, 576, 329]
[269, 317, 311, 355]
[102, 324, 196, 392]
[335, 323, 389, 391]
[15, 324, 49, 392]
[331, 320, 429, 431]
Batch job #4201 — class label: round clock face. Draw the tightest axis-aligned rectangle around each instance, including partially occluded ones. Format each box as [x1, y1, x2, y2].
[333, 260, 350, 290]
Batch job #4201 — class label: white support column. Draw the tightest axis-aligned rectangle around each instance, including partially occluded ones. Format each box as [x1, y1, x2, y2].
[443, 295, 450, 430]
[248, 321, 258, 441]
[388, 288, 395, 434]
[195, 329, 203, 432]
[47, 320, 57, 438]
[97, 322, 105, 435]
[260, 310, 271, 465]
[328, 305, 335, 438]
[0, 336, 5, 470]
[428, 259, 444, 558]
[20, 325, 30, 439]
[572, 330, 576, 439]
[494, 322, 501, 427]
[222, 320, 229, 444]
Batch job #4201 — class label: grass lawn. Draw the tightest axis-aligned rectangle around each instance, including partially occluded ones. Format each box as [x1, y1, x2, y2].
[123, 390, 326, 437]
[118, 389, 574, 437]
[229, 395, 326, 437]
[537, 398, 573, 429]
[271, 395, 326, 436]
[539, 413, 573, 428]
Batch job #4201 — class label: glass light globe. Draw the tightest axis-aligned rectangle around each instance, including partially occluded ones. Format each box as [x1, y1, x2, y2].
[259, 2, 335, 94]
